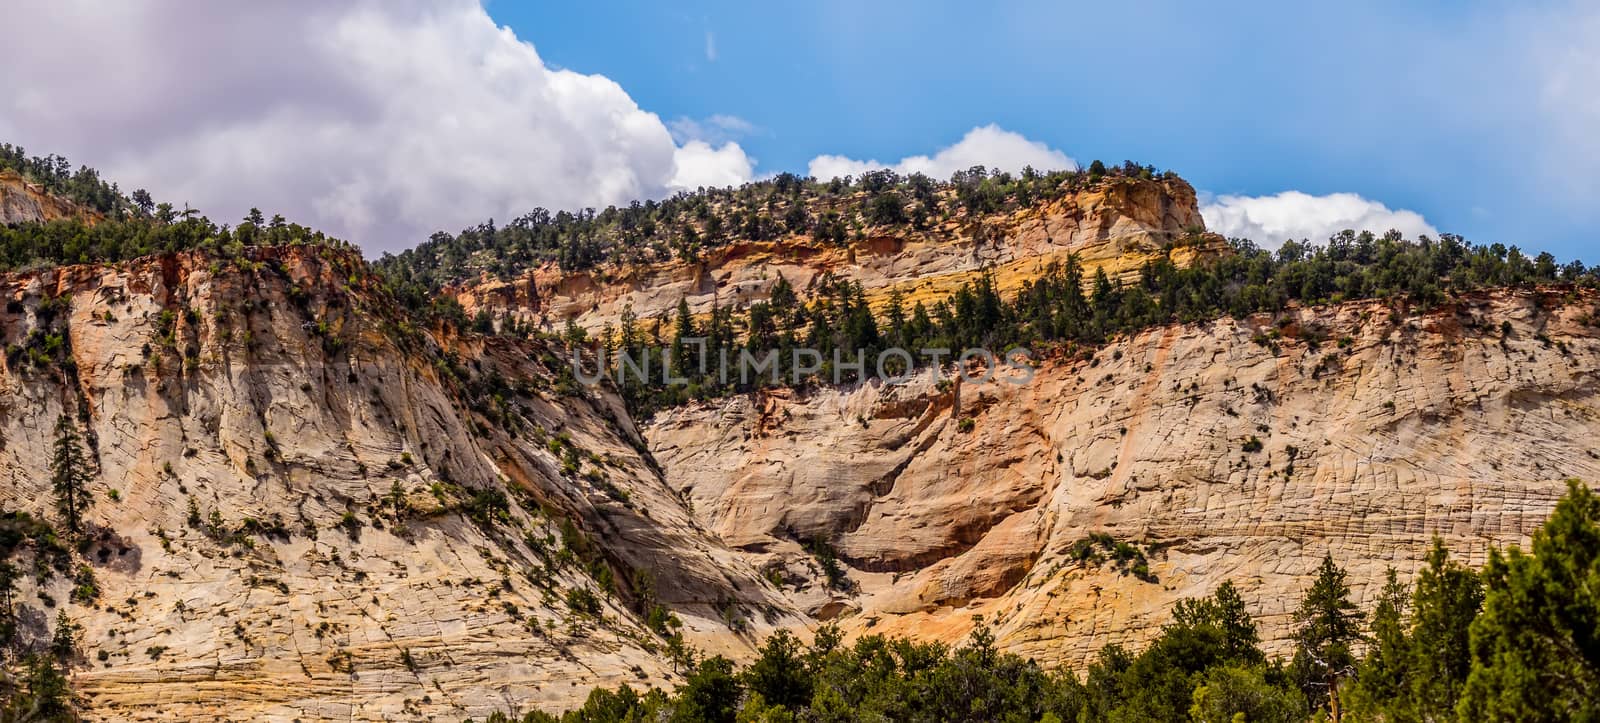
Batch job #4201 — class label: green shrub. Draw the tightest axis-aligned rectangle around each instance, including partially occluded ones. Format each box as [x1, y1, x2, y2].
[565, 586, 601, 616]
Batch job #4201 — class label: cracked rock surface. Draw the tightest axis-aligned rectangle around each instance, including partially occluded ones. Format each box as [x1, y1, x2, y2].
[648, 288, 1600, 665]
[451, 175, 1221, 336]
[0, 247, 800, 720]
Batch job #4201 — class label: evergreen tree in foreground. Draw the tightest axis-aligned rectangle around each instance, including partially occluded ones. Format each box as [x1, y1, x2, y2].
[1458, 479, 1600, 721]
[1406, 539, 1483, 715]
[0, 654, 73, 721]
[0, 613, 80, 721]
[1291, 554, 1365, 720]
[498, 480, 1600, 723]
[1343, 568, 1410, 720]
[49, 414, 92, 537]
[0, 561, 17, 651]
[1342, 539, 1483, 721]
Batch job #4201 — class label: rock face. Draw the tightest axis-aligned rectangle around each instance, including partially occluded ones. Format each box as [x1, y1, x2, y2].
[647, 289, 1600, 664]
[0, 247, 799, 720]
[5, 169, 1598, 721]
[0, 169, 90, 225]
[444, 169, 1600, 678]
[452, 175, 1221, 335]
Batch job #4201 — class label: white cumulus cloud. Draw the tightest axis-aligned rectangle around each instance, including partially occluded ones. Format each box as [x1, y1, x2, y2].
[808, 125, 1075, 182]
[669, 140, 755, 191]
[0, 0, 755, 253]
[1200, 191, 1439, 249]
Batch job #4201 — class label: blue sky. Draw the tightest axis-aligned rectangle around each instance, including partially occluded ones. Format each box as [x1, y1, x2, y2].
[2, 1, 1592, 260]
[498, 1, 1596, 261]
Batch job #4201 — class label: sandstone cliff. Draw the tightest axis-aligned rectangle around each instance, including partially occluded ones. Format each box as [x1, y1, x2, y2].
[438, 169, 1600, 677]
[647, 288, 1600, 664]
[0, 247, 799, 720]
[0, 169, 93, 226]
[451, 175, 1222, 335]
[6, 162, 1598, 720]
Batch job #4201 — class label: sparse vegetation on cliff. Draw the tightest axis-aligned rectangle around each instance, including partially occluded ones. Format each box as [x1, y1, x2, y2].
[582, 227, 1597, 416]
[373, 163, 1148, 297]
[5, 144, 1594, 424]
[1069, 532, 1157, 582]
[1, 143, 131, 217]
[4, 142, 1599, 720]
[0, 145, 350, 271]
[0, 200, 351, 272]
[49, 415, 91, 538]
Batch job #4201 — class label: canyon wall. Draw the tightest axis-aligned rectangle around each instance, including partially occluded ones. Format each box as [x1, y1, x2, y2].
[6, 170, 1598, 719]
[646, 288, 1600, 664]
[0, 169, 93, 226]
[0, 248, 798, 720]
[451, 175, 1222, 335]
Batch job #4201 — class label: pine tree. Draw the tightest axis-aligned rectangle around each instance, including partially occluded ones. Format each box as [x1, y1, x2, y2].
[1171, 580, 1263, 665]
[1188, 664, 1304, 723]
[1407, 538, 1482, 714]
[1088, 583, 1279, 721]
[1292, 554, 1365, 720]
[1210, 580, 1263, 664]
[670, 297, 697, 381]
[767, 274, 798, 321]
[1056, 256, 1089, 340]
[884, 287, 908, 349]
[675, 656, 740, 723]
[3, 653, 72, 720]
[907, 301, 934, 351]
[842, 283, 880, 357]
[1343, 567, 1410, 719]
[562, 318, 587, 346]
[50, 414, 92, 536]
[1458, 480, 1600, 721]
[743, 628, 812, 710]
[1089, 267, 1120, 341]
[49, 610, 79, 663]
[0, 561, 17, 652]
